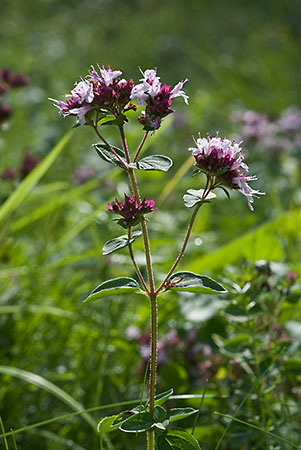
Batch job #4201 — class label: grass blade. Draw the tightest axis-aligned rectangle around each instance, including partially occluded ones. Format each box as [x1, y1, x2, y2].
[0, 365, 96, 431]
[0, 417, 9, 450]
[214, 412, 301, 449]
[0, 131, 72, 225]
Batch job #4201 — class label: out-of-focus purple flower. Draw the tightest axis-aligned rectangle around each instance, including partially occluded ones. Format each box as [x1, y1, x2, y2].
[126, 326, 140, 340]
[189, 134, 264, 210]
[0, 68, 11, 84]
[232, 110, 273, 140]
[0, 103, 11, 122]
[277, 107, 301, 133]
[10, 73, 28, 88]
[0, 68, 28, 88]
[73, 165, 95, 184]
[19, 153, 39, 178]
[130, 67, 188, 130]
[107, 194, 156, 228]
[49, 65, 135, 126]
[1, 167, 16, 181]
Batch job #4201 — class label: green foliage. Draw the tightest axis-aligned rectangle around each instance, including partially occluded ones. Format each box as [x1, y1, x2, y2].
[167, 272, 227, 294]
[183, 189, 216, 208]
[94, 143, 127, 169]
[157, 429, 201, 450]
[130, 155, 173, 172]
[83, 277, 143, 302]
[102, 231, 142, 255]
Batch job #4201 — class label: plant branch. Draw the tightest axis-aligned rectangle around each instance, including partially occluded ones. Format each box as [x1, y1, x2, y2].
[156, 202, 202, 294]
[119, 125, 131, 164]
[133, 131, 149, 163]
[93, 124, 128, 171]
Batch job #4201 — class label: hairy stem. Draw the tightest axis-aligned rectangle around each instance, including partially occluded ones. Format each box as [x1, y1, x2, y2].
[147, 293, 158, 450]
[128, 228, 150, 294]
[128, 168, 155, 293]
[156, 202, 202, 294]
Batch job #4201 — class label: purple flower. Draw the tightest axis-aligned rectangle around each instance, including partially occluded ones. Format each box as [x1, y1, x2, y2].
[131, 67, 188, 130]
[0, 68, 28, 89]
[73, 165, 95, 184]
[49, 65, 135, 126]
[19, 153, 39, 178]
[0, 103, 11, 122]
[1, 167, 16, 181]
[189, 134, 264, 210]
[277, 107, 301, 133]
[107, 194, 156, 228]
[232, 110, 272, 141]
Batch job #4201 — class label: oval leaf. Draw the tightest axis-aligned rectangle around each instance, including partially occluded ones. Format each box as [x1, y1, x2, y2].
[130, 155, 173, 172]
[166, 407, 198, 423]
[157, 429, 201, 450]
[167, 271, 227, 295]
[83, 277, 141, 303]
[184, 189, 216, 208]
[119, 412, 155, 433]
[102, 231, 142, 255]
[154, 388, 174, 407]
[154, 405, 167, 422]
[97, 415, 118, 433]
[97, 411, 133, 433]
[94, 143, 127, 169]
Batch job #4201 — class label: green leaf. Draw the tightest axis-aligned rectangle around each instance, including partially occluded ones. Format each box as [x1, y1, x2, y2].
[83, 277, 141, 303]
[100, 113, 127, 127]
[166, 408, 198, 423]
[97, 415, 119, 432]
[119, 412, 155, 433]
[154, 405, 167, 422]
[94, 143, 127, 169]
[154, 389, 174, 407]
[167, 272, 227, 294]
[129, 155, 173, 172]
[183, 189, 216, 208]
[223, 334, 251, 352]
[97, 411, 133, 433]
[283, 358, 301, 376]
[102, 231, 142, 255]
[157, 429, 201, 450]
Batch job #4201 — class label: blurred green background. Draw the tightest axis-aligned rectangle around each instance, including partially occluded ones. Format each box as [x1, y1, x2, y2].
[1, 0, 301, 449]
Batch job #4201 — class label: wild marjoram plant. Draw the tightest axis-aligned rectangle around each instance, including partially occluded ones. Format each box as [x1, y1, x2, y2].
[50, 65, 264, 450]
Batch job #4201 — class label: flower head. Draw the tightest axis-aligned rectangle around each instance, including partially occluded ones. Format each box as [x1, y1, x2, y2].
[107, 194, 156, 228]
[49, 65, 135, 126]
[189, 134, 264, 210]
[130, 67, 188, 130]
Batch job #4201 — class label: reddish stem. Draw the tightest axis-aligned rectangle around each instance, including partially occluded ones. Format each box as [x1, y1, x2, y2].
[93, 125, 128, 171]
[119, 125, 131, 164]
[133, 131, 149, 163]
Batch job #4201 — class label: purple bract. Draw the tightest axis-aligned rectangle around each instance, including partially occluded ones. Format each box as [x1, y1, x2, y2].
[107, 194, 156, 227]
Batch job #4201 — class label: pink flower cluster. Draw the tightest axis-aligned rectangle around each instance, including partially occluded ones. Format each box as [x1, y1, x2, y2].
[107, 194, 156, 228]
[50, 66, 188, 130]
[130, 68, 188, 130]
[189, 134, 264, 210]
[50, 66, 135, 126]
